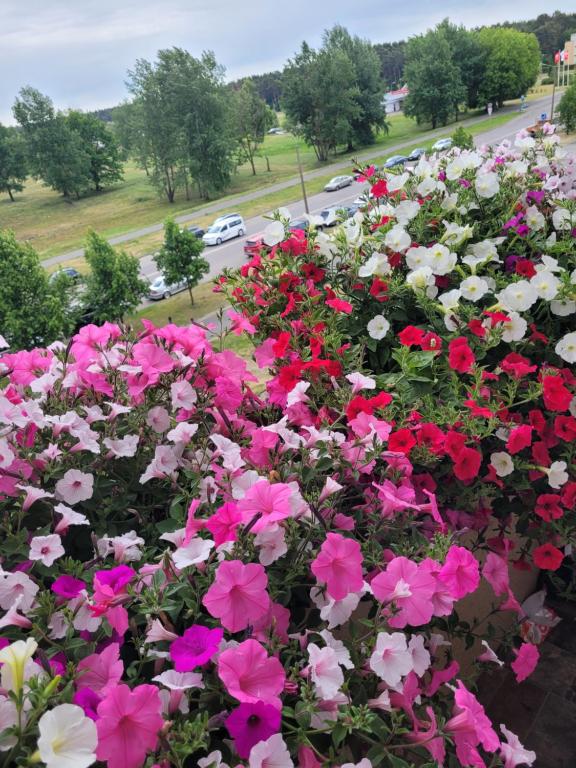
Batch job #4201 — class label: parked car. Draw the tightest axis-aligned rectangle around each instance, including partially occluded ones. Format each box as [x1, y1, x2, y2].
[48, 267, 81, 284]
[202, 215, 245, 245]
[318, 208, 344, 228]
[187, 225, 204, 238]
[148, 276, 188, 301]
[383, 154, 408, 169]
[288, 218, 309, 233]
[406, 147, 426, 161]
[432, 138, 453, 152]
[324, 175, 353, 192]
[243, 233, 271, 258]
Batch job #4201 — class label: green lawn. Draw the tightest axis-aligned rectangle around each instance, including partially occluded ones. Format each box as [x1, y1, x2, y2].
[0, 108, 516, 262]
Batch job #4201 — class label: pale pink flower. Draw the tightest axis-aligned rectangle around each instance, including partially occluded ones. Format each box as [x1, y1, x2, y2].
[17, 484, 54, 512]
[306, 644, 344, 700]
[346, 372, 376, 394]
[255, 525, 287, 566]
[144, 618, 178, 644]
[53, 503, 89, 534]
[97, 531, 145, 563]
[318, 477, 343, 504]
[0, 571, 38, 612]
[210, 434, 246, 471]
[166, 422, 198, 444]
[371, 556, 436, 627]
[310, 586, 363, 629]
[139, 445, 180, 484]
[29, 534, 65, 566]
[408, 635, 431, 677]
[227, 309, 256, 336]
[478, 640, 504, 667]
[248, 734, 293, 768]
[146, 405, 170, 433]
[0, 595, 32, 630]
[0, 438, 15, 469]
[218, 639, 285, 705]
[438, 546, 480, 599]
[499, 724, 536, 768]
[170, 379, 197, 410]
[317, 630, 353, 669]
[286, 381, 310, 407]
[369, 632, 414, 688]
[203, 560, 270, 633]
[0, 697, 18, 750]
[172, 537, 214, 570]
[55, 469, 94, 505]
[311, 533, 364, 601]
[511, 643, 539, 683]
[341, 761, 373, 768]
[103, 435, 140, 458]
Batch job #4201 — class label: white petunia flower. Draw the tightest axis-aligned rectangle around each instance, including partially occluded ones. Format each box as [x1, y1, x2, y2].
[501, 311, 527, 343]
[497, 281, 538, 312]
[550, 299, 576, 317]
[358, 252, 391, 277]
[552, 207, 572, 231]
[442, 221, 474, 247]
[530, 271, 560, 301]
[525, 205, 545, 231]
[490, 452, 514, 477]
[37, 704, 97, 768]
[369, 632, 413, 687]
[394, 200, 420, 225]
[475, 172, 500, 198]
[406, 266, 438, 298]
[426, 244, 457, 276]
[459, 276, 489, 302]
[546, 461, 569, 489]
[384, 225, 411, 253]
[405, 246, 429, 271]
[367, 315, 390, 340]
[556, 332, 576, 364]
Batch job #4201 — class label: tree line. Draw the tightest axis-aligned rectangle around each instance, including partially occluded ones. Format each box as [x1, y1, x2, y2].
[1, 16, 548, 206]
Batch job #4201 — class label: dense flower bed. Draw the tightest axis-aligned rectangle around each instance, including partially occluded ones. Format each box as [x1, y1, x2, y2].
[0, 126, 573, 768]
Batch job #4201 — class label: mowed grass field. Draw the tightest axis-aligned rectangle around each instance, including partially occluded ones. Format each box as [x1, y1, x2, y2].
[0, 108, 515, 262]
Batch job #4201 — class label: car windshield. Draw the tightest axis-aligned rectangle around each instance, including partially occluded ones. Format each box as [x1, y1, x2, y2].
[150, 278, 164, 289]
[207, 225, 223, 233]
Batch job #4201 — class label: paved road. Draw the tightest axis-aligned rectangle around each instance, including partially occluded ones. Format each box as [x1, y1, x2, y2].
[44, 95, 554, 271]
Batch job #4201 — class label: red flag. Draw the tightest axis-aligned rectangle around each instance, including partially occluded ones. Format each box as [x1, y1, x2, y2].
[554, 50, 560, 64]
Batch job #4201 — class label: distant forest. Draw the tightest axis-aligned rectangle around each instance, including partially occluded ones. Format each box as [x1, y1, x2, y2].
[90, 9, 576, 119]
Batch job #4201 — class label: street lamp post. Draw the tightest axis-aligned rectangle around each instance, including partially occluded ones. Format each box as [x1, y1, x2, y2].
[295, 146, 309, 215]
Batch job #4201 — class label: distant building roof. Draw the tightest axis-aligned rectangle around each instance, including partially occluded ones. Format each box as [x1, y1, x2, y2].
[386, 86, 409, 98]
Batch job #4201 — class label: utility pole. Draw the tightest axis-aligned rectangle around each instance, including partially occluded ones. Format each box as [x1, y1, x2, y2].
[550, 72, 557, 121]
[295, 147, 309, 214]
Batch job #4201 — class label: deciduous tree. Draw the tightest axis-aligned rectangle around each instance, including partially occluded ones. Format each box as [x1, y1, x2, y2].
[477, 28, 541, 108]
[557, 80, 576, 133]
[403, 28, 466, 128]
[155, 219, 209, 305]
[233, 80, 275, 175]
[0, 230, 69, 349]
[83, 232, 147, 322]
[0, 125, 27, 201]
[66, 111, 124, 191]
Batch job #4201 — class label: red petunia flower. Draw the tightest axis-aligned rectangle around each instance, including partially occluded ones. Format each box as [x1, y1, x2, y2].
[448, 338, 475, 374]
[532, 543, 564, 571]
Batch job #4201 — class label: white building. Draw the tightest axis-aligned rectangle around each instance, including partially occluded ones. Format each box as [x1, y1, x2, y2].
[383, 86, 409, 114]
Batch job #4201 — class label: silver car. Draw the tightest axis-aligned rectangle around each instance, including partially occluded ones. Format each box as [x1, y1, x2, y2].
[324, 175, 353, 192]
[148, 276, 188, 301]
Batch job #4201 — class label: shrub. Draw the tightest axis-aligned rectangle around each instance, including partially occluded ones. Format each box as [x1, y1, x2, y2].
[450, 125, 474, 149]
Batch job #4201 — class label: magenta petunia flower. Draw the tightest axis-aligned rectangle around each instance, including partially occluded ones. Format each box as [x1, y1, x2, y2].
[236, 480, 294, 533]
[310, 532, 364, 601]
[225, 701, 281, 759]
[169, 625, 224, 671]
[511, 643, 539, 683]
[51, 574, 86, 599]
[371, 556, 436, 628]
[73, 687, 103, 721]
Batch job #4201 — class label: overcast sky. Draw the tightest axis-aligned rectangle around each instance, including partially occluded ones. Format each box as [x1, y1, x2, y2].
[1, 1, 573, 123]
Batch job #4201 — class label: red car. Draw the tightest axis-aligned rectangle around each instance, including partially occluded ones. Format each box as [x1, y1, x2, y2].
[243, 233, 271, 258]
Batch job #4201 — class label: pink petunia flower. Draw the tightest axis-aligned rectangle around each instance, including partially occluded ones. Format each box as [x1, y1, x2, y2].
[54, 469, 94, 505]
[310, 533, 364, 601]
[203, 560, 270, 633]
[0, 571, 38, 612]
[29, 534, 65, 567]
[482, 553, 509, 597]
[369, 632, 414, 688]
[76, 643, 124, 694]
[248, 733, 294, 768]
[445, 681, 500, 767]
[218, 639, 285, 706]
[236, 480, 294, 534]
[371, 556, 436, 627]
[499, 724, 536, 768]
[169, 625, 224, 671]
[51, 575, 86, 599]
[511, 643, 539, 683]
[96, 684, 164, 768]
[438, 546, 480, 599]
[226, 701, 281, 759]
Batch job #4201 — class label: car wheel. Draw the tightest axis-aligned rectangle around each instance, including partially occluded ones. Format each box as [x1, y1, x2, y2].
[163, 291, 171, 299]
[238, 228, 244, 237]
[216, 237, 222, 245]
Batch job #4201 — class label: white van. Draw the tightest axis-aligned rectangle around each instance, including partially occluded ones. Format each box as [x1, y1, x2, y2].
[202, 215, 245, 246]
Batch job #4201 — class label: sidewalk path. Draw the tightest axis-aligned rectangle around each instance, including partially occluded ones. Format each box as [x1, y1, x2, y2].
[43, 96, 552, 268]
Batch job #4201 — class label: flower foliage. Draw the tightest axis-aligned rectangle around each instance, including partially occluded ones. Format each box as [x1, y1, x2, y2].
[0, 126, 570, 768]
